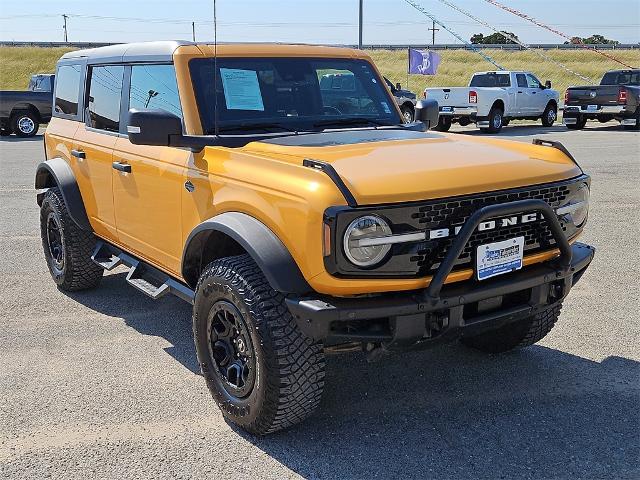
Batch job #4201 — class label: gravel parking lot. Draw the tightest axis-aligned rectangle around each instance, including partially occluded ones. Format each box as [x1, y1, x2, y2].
[1, 123, 639, 479]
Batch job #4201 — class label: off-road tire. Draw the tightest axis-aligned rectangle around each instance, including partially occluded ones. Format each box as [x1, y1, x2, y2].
[566, 116, 587, 130]
[39, 188, 103, 291]
[193, 254, 325, 435]
[10, 110, 39, 138]
[433, 116, 451, 132]
[541, 103, 557, 127]
[481, 106, 504, 134]
[461, 304, 562, 354]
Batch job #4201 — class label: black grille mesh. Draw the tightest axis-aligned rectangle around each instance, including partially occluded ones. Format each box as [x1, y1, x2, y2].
[409, 184, 569, 273]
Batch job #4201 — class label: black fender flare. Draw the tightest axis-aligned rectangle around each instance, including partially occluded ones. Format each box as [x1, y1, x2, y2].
[35, 158, 92, 231]
[182, 212, 311, 295]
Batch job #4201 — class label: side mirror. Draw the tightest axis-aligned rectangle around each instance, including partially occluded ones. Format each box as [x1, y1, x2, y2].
[545, 80, 552, 89]
[414, 99, 439, 130]
[127, 109, 183, 146]
[395, 82, 402, 91]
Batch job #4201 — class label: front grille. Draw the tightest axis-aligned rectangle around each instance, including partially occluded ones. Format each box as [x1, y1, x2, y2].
[327, 177, 584, 279]
[409, 184, 569, 273]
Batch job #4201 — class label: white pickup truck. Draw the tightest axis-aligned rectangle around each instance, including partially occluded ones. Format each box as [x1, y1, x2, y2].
[424, 71, 559, 133]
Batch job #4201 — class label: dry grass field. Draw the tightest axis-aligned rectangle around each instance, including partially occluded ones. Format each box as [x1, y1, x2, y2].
[1, 46, 638, 96]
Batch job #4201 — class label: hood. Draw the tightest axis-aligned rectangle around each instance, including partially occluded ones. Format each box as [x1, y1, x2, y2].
[245, 129, 582, 205]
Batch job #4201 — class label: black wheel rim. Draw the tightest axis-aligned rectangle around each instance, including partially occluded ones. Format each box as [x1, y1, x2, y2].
[206, 301, 256, 398]
[46, 212, 65, 272]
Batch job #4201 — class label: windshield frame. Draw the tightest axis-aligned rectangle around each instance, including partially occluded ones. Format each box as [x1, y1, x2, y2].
[189, 56, 403, 136]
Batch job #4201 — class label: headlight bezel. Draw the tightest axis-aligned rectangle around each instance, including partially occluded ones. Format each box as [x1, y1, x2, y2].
[557, 181, 589, 228]
[342, 215, 393, 268]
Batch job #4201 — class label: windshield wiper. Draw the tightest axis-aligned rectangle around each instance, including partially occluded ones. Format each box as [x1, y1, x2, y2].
[215, 123, 299, 134]
[312, 117, 395, 129]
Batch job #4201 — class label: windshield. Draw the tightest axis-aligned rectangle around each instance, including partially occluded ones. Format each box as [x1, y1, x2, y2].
[190, 57, 401, 135]
[469, 73, 511, 88]
[600, 70, 640, 86]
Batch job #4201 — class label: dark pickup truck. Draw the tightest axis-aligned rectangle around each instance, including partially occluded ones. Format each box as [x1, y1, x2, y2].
[0, 74, 54, 137]
[563, 69, 639, 130]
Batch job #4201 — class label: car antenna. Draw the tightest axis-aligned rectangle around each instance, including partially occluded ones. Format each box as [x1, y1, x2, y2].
[213, 0, 219, 138]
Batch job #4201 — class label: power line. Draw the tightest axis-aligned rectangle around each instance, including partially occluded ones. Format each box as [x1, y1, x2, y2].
[482, 0, 635, 69]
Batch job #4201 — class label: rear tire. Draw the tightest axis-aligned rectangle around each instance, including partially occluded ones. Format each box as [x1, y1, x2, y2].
[39, 188, 103, 291]
[400, 105, 414, 123]
[566, 115, 587, 130]
[541, 103, 557, 127]
[10, 110, 39, 138]
[461, 304, 561, 354]
[193, 254, 325, 435]
[623, 108, 640, 131]
[481, 106, 504, 133]
[433, 116, 451, 132]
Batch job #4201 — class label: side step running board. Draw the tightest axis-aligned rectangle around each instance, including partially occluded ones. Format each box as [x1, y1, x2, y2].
[91, 241, 195, 304]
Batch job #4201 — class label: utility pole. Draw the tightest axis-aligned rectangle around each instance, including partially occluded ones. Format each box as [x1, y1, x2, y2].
[62, 14, 68, 42]
[192, 21, 196, 42]
[428, 20, 439, 45]
[358, 0, 363, 49]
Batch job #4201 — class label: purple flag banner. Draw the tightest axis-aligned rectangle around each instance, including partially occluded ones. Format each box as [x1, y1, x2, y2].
[408, 48, 441, 75]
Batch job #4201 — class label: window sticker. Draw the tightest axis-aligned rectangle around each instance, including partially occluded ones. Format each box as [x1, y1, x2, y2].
[220, 68, 265, 111]
[381, 101, 391, 114]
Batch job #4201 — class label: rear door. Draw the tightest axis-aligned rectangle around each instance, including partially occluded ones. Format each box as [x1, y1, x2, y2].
[525, 74, 545, 115]
[71, 64, 123, 241]
[111, 63, 188, 274]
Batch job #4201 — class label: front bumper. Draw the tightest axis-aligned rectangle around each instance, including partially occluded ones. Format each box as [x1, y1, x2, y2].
[287, 198, 595, 349]
[287, 243, 593, 347]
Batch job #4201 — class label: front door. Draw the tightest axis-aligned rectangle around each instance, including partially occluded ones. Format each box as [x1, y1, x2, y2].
[525, 74, 544, 116]
[112, 64, 187, 275]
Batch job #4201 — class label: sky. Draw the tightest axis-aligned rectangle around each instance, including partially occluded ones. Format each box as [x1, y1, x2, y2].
[0, 0, 639, 45]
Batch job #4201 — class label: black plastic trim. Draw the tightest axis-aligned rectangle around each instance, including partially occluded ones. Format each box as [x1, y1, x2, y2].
[286, 242, 594, 343]
[532, 139, 582, 171]
[303, 158, 358, 207]
[34, 158, 92, 231]
[181, 212, 311, 294]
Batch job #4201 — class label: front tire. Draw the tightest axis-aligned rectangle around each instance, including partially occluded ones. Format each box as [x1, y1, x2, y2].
[461, 304, 561, 353]
[541, 103, 557, 127]
[193, 254, 325, 435]
[481, 106, 504, 133]
[11, 110, 39, 137]
[39, 188, 103, 291]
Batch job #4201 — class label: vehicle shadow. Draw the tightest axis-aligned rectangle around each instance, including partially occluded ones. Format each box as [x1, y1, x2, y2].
[65, 270, 199, 374]
[65, 271, 639, 478]
[457, 125, 564, 137]
[242, 347, 639, 479]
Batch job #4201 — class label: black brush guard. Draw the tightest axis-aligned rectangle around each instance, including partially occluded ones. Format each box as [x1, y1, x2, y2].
[286, 199, 595, 348]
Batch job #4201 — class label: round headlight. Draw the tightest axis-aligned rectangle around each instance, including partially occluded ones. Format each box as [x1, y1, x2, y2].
[343, 215, 392, 267]
[571, 183, 590, 227]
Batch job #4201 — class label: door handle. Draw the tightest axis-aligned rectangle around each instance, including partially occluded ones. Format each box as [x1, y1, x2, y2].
[71, 149, 86, 159]
[517, 91, 523, 94]
[112, 161, 132, 173]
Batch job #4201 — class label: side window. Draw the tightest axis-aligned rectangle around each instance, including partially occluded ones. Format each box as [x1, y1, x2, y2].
[54, 65, 82, 116]
[129, 64, 182, 119]
[526, 74, 541, 89]
[516, 74, 527, 88]
[87, 65, 124, 132]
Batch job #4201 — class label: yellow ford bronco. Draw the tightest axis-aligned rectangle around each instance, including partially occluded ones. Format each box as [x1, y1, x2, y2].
[38, 41, 594, 434]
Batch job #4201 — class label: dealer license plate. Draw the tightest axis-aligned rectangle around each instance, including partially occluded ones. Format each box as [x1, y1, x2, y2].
[476, 237, 525, 281]
[586, 104, 598, 112]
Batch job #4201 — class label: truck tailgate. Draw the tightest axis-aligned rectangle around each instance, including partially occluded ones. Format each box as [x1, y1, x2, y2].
[567, 86, 620, 106]
[424, 87, 470, 107]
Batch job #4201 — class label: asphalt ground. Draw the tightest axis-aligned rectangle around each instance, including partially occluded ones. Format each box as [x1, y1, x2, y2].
[1, 122, 639, 479]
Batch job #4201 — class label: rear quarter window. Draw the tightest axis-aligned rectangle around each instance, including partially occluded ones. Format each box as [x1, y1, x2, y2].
[54, 65, 82, 117]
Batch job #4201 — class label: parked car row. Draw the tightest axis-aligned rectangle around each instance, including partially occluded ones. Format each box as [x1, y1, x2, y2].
[1, 68, 638, 138]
